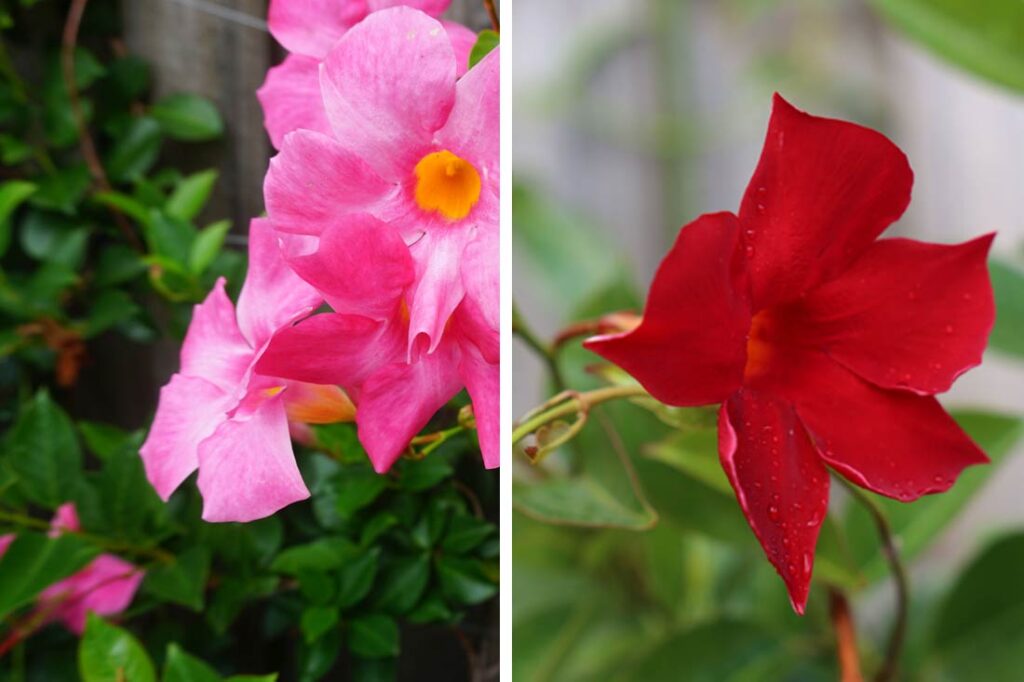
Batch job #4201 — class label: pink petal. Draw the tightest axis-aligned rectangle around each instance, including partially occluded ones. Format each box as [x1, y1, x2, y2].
[460, 227, 498, 334]
[40, 554, 143, 634]
[257, 313, 404, 390]
[436, 46, 499, 172]
[257, 54, 332, 149]
[236, 218, 322, 349]
[442, 20, 478, 77]
[180, 278, 253, 393]
[285, 214, 413, 320]
[408, 226, 474, 353]
[197, 394, 310, 522]
[265, 129, 395, 235]
[0, 534, 14, 559]
[719, 390, 829, 614]
[320, 8, 456, 179]
[268, 0, 366, 59]
[794, 234, 995, 395]
[139, 374, 232, 500]
[51, 503, 80, 535]
[367, 0, 449, 14]
[460, 342, 498, 468]
[357, 342, 463, 472]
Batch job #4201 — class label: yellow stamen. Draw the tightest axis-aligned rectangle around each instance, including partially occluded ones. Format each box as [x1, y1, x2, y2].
[414, 150, 481, 220]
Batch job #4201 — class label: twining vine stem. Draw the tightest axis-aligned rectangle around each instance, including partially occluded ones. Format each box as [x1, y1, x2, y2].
[830, 588, 865, 682]
[837, 477, 909, 682]
[512, 384, 648, 446]
[482, 0, 499, 33]
[512, 303, 566, 391]
[0, 509, 173, 564]
[61, 0, 144, 251]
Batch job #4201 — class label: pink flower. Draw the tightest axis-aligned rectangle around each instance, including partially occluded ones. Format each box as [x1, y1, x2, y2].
[258, 0, 477, 148]
[139, 220, 356, 522]
[256, 213, 498, 472]
[264, 7, 499, 357]
[0, 504, 143, 635]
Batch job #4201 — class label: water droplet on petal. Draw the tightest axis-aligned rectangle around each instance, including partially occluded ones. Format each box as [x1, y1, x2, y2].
[756, 203, 766, 213]
[803, 553, 812, 574]
[768, 505, 780, 521]
[944, 324, 954, 334]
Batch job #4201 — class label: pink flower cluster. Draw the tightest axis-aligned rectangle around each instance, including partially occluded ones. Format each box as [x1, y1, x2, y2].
[141, 1, 499, 523]
[0, 504, 143, 634]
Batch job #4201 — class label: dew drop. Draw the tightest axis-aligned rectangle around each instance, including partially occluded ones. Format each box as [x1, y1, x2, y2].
[944, 324, 954, 334]
[756, 203, 766, 213]
[757, 186, 767, 194]
[745, 245, 755, 257]
[768, 505, 780, 521]
[803, 553, 812, 574]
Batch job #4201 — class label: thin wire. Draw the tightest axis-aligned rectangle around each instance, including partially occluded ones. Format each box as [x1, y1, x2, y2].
[162, 0, 269, 32]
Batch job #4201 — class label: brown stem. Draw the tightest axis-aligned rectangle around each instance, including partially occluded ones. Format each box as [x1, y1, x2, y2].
[830, 589, 865, 682]
[61, 0, 143, 252]
[482, 0, 499, 32]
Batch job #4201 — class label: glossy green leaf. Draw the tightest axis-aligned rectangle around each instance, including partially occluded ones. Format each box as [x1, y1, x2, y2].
[85, 289, 141, 338]
[869, 0, 1024, 92]
[0, 180, 36, 256]
[5, 390, 83, 507]
[990, 258, 1024, 358]
[271, 537, 357, 575]
[166, 169, 218, 221]
[372, 553, 430, 614]
[151, 94, 224, 141]
[396, 457, 453, 491]
[436, 555, 497, 605]
[0, 532, 98, 621]
[469, 30, 499, 69]
[142, 546, 210, 610]
[79, 615, 156, 682]
[348, 614, 399, 659]
[189, 219, 231, 274]
[301, 605, 340, 644]
[441, 514, 494, 554]
[105, 116, 162, 183]
[336, 548, 379, 609]
[513, 478, 654, 530]
[29, 164, 90, 214]
[335, 469, 389, 518]
[163, 643, 220, 682]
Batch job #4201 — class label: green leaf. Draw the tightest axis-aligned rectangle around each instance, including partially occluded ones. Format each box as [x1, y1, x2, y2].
[78, 420, 134, 460]
[468, 30, 499, 69]
[927, 532, 1024, 679]
[142, 546, 210, 610]
[95, 243, 146, 286]
[166, 169, 218, 221]
[441, 514, 494, 554]
[151, 94, 224, 141]
[350, 658, 396, 682]
[372, 553, 430, 614]
[396, 457, 452, 492]
[105, 116, 162, 183]
[513, 478, 654, 530]
[189, 219, 231, 274]
[301, 605, 340, 644]
[348, 614, 399, 659]
[84, 289, 141, 338]
[0, 532, 98, 621]
[298, 630, 340, 681]
[93, 439, 162, 538]
[5, 390, 83, 507]
[29, 164, 90, 214]
[868, 0, 1024, 93]
[163, 644, 220, 682]
[78, 614, 156, 682]
[69, 47, 106, 89]
[19, 210, 88, 267]
[94, 191, 153, 227]
[144, 210, 197, 264]
[0, 180, 36, 256]
[844, 411, 1023, 582]
[644, 428, 731, 495]
[990, 258, 1024, 358]
[407, 590, 454, 624]
[336, 548, 379, 609]
[271, 537, 357, 575]
[436, 555, 497, 605]
[335, 469, 389, 518]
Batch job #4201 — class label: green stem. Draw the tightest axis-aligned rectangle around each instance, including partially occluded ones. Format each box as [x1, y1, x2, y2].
[837, 478, 908, 682]
[512, 302, 566, 391]
[512, 384, 648, 446]
[0, 509, 174, 564]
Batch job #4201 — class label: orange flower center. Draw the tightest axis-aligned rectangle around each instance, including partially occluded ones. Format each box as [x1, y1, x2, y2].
[414, 150, 481, 220]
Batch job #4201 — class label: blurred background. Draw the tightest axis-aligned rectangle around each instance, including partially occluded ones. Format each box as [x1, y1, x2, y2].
[512, 0, 1024, 679]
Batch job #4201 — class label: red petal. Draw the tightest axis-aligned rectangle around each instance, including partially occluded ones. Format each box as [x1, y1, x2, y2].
[794, 235, 994, 395]
[740, 94, 913, 308]
[779, 352, 989, 501]
[584, 212, 751, 406]
[719, 389, 829, 614]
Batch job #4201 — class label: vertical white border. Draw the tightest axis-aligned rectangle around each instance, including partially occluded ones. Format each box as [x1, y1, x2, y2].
[497, 0, 512, 677]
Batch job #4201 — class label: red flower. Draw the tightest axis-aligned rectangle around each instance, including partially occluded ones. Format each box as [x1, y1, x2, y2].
[584, 94, 994, 613]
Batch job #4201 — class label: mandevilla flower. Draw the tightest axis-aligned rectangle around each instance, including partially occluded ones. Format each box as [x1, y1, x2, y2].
[265, 7, 499, 355]
[140, 220, 356, 522]
[258, 0, 476, 148]
[256, 213, 498, 472]
[0, 504, 143, 634]
[585, 94, 994, 613]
